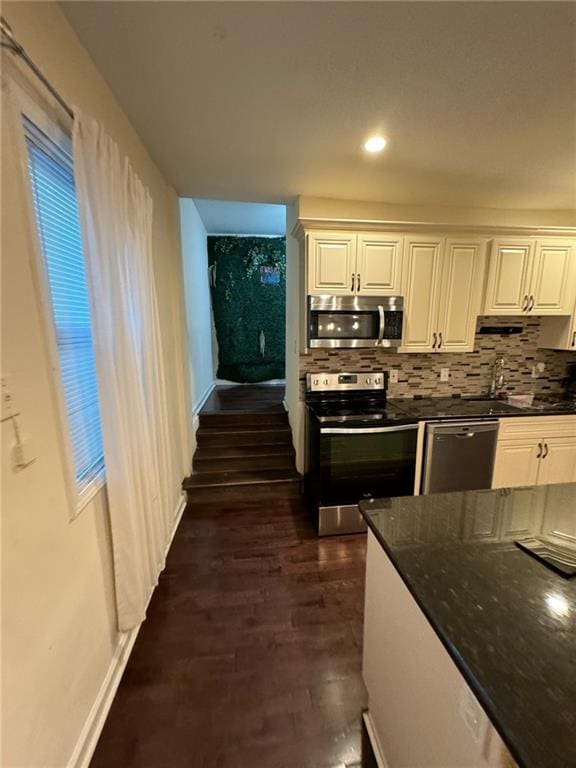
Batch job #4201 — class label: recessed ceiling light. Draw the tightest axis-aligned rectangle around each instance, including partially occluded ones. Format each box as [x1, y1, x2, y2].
[364, 135, 387, 153]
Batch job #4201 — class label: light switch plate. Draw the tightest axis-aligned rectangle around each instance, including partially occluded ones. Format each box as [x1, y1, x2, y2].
[440, 368, 450, 382]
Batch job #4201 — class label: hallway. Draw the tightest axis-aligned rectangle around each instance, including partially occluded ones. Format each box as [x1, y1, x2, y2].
[90, 498, 368, 768]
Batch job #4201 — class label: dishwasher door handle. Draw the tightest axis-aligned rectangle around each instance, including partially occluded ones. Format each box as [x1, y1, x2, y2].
[455, 431, 476, 438]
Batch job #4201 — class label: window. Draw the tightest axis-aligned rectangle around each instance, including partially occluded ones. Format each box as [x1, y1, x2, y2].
[24, 116, 105, 502]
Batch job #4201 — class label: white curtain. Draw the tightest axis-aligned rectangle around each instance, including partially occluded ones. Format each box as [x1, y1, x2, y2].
[73, 112, 175, 631]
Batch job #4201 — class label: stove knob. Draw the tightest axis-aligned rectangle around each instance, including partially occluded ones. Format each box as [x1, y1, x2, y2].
[375, 377, 381, 384]
[366, 377, 372, 384]
[313, 378, 319, 386]
[323, 378, 329, 385]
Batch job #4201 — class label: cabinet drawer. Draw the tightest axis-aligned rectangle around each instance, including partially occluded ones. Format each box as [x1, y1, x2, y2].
[498, 416, 576, 442]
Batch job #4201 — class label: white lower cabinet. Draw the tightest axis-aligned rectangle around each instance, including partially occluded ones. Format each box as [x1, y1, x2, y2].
[492, 417, 576, 489]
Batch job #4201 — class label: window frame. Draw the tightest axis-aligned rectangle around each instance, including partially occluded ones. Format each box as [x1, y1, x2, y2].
[10, 83, 106, 518]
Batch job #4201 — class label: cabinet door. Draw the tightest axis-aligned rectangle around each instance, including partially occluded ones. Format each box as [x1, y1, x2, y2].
[436, 239, 486, 352]
[530, 240, 575, 315]
[500, 486, 544, 539]
[492, 439, 540, 489]
[483, 240, 534, 315]
[537, 437, 576, 486]
[356, 234, 403, 295]
[307, 232, 356, 295]
[400, 237, 442, 352]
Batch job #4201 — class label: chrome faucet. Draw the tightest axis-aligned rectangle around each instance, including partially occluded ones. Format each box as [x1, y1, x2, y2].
[489, 355, 506, 399]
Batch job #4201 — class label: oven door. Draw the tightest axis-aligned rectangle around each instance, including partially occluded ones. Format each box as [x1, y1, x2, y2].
[318, 424, 419, 506]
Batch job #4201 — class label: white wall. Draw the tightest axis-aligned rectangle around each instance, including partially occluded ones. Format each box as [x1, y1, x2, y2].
[180, 199, 215, 422]
[1, 3, 191, 767]
[284, 201, 306, 472]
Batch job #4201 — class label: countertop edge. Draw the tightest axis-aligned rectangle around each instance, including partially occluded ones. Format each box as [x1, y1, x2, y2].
[359, 505, 529, 768]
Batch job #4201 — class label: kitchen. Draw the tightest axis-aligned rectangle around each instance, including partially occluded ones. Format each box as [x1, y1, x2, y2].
[297, 226, 576, 534]
[295, 222, 576, 766]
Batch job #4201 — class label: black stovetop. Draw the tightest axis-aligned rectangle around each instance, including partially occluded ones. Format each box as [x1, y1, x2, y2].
[306, 396, 416, 425]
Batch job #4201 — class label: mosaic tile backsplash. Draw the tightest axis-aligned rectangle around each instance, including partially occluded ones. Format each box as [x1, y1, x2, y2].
[299, 317, 576, 399]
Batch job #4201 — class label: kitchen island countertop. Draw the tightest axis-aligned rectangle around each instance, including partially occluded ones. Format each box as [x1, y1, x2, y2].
[359, 483, 576, 768]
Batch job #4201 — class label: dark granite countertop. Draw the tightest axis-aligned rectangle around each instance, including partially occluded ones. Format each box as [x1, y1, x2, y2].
[388, 395, 576, 421]
[359, 484, 576, 768]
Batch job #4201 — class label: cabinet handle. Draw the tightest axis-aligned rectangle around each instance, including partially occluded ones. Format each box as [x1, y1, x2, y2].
[357, 273, 361, 292]
[521, 295, 529, 311]
[572, 331, 576, 348]
[536, 442, 543, 459]
[351, 273, 355, 292]
[438, 332, 443, 349]
[543, 442, 549, 459]
[432, 332, 437, 350]
[528, 295, 535, 311]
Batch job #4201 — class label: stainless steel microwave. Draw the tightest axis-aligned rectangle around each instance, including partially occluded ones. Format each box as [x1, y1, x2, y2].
[308, 295, 403, 349]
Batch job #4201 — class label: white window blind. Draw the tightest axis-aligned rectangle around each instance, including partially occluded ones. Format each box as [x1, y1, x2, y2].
[24, 117, 105, 495]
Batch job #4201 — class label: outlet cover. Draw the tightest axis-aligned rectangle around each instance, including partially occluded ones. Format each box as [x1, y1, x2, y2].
[440, 368, 450, 382]
[389, 369, 399, 384]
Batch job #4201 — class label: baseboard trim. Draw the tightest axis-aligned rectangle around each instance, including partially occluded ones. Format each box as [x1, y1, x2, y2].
[362, 711, 390, 768]
[192, 381, 215, 415]
[67, 493, 186, 768]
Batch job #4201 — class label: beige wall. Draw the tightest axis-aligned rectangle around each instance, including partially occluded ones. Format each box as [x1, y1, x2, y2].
[1, 3, 190, 767]
[298, 195, 576, 228]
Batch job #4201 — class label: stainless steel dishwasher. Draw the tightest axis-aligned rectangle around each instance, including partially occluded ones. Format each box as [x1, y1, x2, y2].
[421, 420, 499, 494]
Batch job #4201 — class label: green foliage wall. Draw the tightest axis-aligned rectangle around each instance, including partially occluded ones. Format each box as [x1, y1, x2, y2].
[208, 236, 286, 383]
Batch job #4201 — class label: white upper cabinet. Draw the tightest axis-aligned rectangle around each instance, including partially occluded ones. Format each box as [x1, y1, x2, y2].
[401, 237, 443, 352]
[356, 234, 403, 295]
[436, 239, 487, 352]
[307, 232, 403, 296]
[530, 240, 575, 314]
[484, 239, 534, 315]
[484, 238, 575, 316]
[401, 237, 486, 353]
[307, 232, 356, 295]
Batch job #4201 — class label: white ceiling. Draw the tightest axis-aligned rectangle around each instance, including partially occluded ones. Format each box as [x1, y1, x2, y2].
[61, 1, 576, 210]
[193, 199, 286, 235]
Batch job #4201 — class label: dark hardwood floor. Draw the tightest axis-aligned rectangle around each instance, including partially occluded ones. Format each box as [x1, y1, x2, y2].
[90, 498, 369, 768]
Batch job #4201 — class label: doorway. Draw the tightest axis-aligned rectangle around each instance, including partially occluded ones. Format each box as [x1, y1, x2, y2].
[194, 199, 286, 385]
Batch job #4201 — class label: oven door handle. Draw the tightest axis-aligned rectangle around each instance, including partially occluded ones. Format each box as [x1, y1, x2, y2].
[377, 304, 385, 345]
[321, 424, 419, 434]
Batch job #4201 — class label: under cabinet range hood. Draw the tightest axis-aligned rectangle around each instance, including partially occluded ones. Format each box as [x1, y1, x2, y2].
[308, 295, 403, 349]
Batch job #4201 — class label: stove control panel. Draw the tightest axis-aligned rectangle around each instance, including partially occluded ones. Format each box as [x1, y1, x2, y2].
[306, 371, 386, 393]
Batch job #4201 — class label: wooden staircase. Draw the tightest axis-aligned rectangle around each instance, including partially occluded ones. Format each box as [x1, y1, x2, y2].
[183, 406, 301, 503]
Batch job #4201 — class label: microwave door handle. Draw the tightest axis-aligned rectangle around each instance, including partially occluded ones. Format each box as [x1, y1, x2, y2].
[377, 305, 385, 345]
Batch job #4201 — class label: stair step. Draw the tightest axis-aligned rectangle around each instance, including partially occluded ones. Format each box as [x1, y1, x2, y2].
[194, 443, 294, 460]
[185, 479, 302, 503]
[199, 411, 288, 428]
[196, 427, 292, 447]
[183, 467, 300, 490]
[194, 453, 295, 473]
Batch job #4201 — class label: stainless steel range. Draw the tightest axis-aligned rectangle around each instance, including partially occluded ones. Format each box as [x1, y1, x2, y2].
[305, 372, 419, 536]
